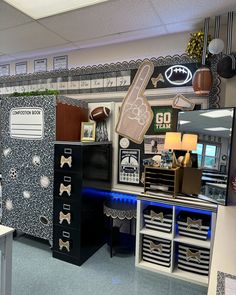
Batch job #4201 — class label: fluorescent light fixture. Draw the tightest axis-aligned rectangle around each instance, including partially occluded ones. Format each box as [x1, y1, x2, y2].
[4, 0, 109, 19]
[204, 127, 230, 131]
[200, 110, 233, 118]
[179, 120, 190, 125]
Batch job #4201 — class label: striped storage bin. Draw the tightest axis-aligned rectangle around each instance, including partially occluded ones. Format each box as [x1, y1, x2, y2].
[143, 206, 173, 233]
[142, 235, 171, 267]
[177, 211, 211, 240]
[178, 244, 210, 276]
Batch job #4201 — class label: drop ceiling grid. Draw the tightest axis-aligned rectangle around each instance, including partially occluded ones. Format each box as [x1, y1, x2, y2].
[0, 22, 69, 55]
[73, 25, 167, 49]
[150, 0, 236, 24]
[0, 1, 33, 31]
[39, 0, 164, 42]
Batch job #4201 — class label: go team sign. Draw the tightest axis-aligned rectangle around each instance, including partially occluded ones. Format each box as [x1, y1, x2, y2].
[153, 107, 173, 133]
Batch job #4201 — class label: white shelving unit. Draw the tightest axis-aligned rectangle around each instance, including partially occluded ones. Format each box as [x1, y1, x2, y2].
[135, 193, 217, 286]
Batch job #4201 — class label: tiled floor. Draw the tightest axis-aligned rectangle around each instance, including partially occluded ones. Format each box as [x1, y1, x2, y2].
[11, 236, 207, 295]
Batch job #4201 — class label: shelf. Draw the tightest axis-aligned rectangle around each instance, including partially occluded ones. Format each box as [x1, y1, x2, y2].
[174, 235, 211, 249]
[172, 268, 208, 286]
[146, 176, 175, 183]
[138, 260, 171, 273]
[140, 228, 172, 240]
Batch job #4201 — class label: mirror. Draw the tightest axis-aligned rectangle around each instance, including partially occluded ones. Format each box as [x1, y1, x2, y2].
[177, 108, 234, 205]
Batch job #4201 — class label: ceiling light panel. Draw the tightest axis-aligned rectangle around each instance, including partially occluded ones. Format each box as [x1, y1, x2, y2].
[3, 0, 109, 19]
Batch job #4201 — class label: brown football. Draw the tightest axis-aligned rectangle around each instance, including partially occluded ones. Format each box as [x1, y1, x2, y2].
[89, 107, 111, 122]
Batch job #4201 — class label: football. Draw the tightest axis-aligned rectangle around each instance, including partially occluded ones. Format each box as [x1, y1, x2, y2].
[89, 107, 111, 122]
[165, 65, 192, 86]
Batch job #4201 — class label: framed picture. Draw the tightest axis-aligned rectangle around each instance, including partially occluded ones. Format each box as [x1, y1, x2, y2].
[81, 122, 96, 142]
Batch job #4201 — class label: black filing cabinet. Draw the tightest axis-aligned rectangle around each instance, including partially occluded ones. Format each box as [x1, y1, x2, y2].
[53, 141, 112, 266]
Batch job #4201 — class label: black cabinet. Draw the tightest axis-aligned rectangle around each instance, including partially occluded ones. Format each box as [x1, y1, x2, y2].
[53, 142, 112, 266]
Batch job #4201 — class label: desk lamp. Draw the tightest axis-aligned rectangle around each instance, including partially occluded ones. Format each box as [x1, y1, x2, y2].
[164, 132, 182, 168]
[181, 134, 198, 167]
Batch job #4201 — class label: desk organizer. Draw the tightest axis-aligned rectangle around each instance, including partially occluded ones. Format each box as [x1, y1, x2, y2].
[143, 205, 172, 233]
[142, 235, 171, 267]
[177, 243, 210, 276]
[177, 211, 211, 240]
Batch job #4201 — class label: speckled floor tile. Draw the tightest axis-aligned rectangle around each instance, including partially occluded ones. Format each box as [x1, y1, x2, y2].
[10, 236, 207, 295]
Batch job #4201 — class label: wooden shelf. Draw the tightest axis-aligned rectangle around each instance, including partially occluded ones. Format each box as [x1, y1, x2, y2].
[144, 167, 182, 197]
[140, 228, 172, 240]
[174, 235, 211, 249]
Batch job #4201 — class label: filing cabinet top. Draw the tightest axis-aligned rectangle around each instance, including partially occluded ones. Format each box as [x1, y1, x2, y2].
[55, 141, 112, 146]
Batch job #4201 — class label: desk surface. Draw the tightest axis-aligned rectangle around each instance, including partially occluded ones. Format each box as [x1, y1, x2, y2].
[0, 225, 14, 237]
[208, 205, 236, 294]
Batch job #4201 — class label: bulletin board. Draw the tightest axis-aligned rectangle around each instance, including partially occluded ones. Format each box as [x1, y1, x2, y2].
[117, 105, 179, 186]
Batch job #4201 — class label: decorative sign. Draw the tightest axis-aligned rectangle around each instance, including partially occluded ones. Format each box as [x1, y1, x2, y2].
[119, 149, 140, 184]
[53, 55, 68, 70]
[164, 65, 192, 86]
[116, 61, 154, 144]
[15, 62, 27, 75]
[10, 107, 44, 140]
[153, 107, 173, 133]
[0, 64, 10, 76]
[131, 62, 197, 90]
[34, 58, 47, 72]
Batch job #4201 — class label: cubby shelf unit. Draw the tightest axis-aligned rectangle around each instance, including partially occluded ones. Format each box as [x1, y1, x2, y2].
[135, 193, 217, 286]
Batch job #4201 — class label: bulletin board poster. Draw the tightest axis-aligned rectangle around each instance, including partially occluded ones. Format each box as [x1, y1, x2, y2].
[119, 149, 140, 184]
[152, 107, 175, 133]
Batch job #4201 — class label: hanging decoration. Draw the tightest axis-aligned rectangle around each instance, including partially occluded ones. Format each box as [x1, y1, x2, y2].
[217, 11, 236, 79]
[186, 31, 212, 63]
[192, 18, 213, 96]
[208, 16, 224, 55]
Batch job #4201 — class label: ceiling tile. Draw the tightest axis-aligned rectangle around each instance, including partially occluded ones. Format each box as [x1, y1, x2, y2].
[39, 0, 162, 42]
[0, 1, 33, 31]
[73, 25, 167, 48]
[150, 0, 236, 24]
[166, 18, 203, 34]
[0, 22, 69, 55]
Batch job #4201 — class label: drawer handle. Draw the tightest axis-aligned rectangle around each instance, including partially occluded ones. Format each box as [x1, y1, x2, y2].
[59, 183, 71, 196]
[59, 239, 70, 252]
[60, 155, 72, 168]
[63, 204, 71, 210]
[150, 210, 164, 223]
[149, 241, 163, 254]
[186, 249, 201, 263]
[64, 176, 71, 182]
[59, 211, 71, 225]
[187, 217, 202, 230]
[64, 148, 72, 154]
[62, 231, 70, 238]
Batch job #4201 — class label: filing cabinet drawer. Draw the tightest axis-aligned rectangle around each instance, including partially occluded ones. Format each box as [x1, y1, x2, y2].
[53, 226, 80, 257]
[53, 171, 82, 199]
[54, 144, 82, 171]
[54, 198, 80, 228]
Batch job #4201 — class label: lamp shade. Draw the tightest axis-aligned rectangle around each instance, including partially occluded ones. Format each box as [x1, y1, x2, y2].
[181, 134, 198, 151]
[164, 132, 182, 150]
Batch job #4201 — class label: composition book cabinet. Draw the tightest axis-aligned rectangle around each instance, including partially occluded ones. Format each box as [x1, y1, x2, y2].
[135, 193, 217, 286]
[53, 141, 112, 266]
